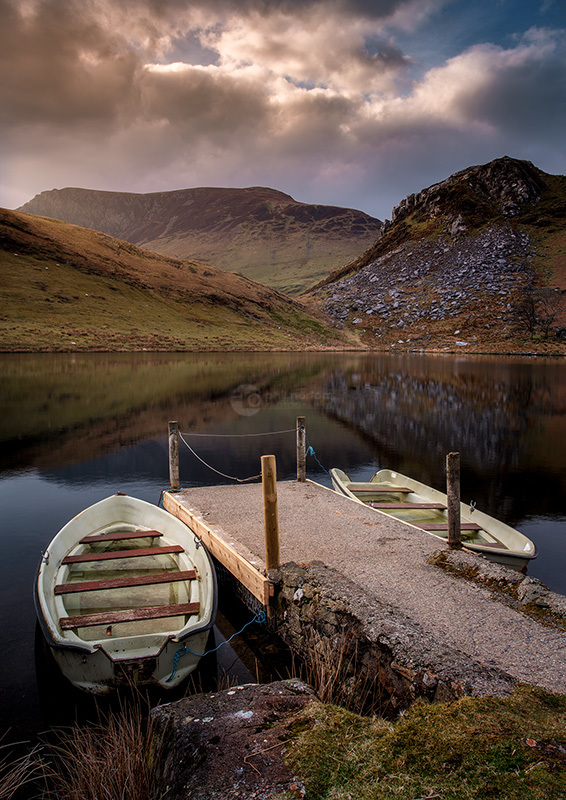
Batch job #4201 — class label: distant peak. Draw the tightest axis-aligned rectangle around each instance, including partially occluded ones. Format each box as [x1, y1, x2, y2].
[389, 156, 545, 229]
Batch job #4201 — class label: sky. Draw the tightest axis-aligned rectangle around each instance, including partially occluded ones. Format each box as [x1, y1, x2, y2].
[1, 0, 565, 220]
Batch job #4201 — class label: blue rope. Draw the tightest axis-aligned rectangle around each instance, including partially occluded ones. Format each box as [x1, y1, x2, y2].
[305, 436, 330, 475]
[167, 609, 267, 683]
[157, 487, 180, 508]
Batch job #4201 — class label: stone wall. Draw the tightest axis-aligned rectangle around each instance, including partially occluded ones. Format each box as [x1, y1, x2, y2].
[271, 561, 515, 714]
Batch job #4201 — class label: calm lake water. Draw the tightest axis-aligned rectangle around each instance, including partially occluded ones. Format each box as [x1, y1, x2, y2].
[1, 351, 565, 741]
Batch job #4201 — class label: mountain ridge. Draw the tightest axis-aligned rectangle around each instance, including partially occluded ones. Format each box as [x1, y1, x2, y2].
[18, 186, 383, 295]
[9, 156, 566, 354]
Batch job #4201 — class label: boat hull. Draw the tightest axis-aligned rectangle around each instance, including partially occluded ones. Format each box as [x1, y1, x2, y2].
[35, 494, 217, 694]
[331, 468, 537, 571]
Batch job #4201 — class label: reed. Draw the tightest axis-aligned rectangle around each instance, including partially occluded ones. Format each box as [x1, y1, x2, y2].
[293, 629, 383, 715]
[43, 699, 164, 800]
[0, 742, 42, 800]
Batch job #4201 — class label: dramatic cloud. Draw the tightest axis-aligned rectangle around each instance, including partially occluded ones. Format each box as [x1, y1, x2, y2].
[1, 0, 565, 217]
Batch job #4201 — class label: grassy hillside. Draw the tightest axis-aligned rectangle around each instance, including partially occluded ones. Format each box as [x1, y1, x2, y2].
[19, 186, 383, 295]
[518, 171, 566, 290]
[0, 208, 358, 352]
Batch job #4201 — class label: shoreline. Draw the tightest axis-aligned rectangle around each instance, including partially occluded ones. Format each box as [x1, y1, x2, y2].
[1, 345, 565, 357]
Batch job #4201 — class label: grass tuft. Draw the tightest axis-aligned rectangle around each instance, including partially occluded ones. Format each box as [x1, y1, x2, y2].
[293, 629, 385, 715]
[0, 740, 42, 800]
[43, 700, 165, 800]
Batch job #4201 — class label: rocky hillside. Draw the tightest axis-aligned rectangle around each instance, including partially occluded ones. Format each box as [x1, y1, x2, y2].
[0, 208, 357, 352]
[307, 157, 566, 353]
[18, 186, 382, 296]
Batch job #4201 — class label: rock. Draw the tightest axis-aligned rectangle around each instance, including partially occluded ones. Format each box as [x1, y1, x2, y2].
[153, 679, 316, 800]
[449, 215, 467, 235]
[309, 156, 566, 351]
[517, 577, 551, 607]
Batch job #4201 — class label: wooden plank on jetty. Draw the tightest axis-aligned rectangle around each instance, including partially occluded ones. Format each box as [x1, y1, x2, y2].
[163, 490, 272, 606]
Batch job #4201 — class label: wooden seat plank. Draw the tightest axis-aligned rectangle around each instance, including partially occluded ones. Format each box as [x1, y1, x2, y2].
[416, 523, 482, 531]
[62, 545, 183, 564]
[55, 569, 196, 595]
[350, 486, 411, 493]
[371, 502, 446, 510]
[79, 530, 163, 544]
[60, 601, 200, 630]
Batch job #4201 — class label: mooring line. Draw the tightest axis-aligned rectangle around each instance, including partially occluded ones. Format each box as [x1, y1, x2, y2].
[180, 428, 295, 438]
[179, 432, 262, 483]
[167, 609, 267, 683]
[306, 434, 330, 474]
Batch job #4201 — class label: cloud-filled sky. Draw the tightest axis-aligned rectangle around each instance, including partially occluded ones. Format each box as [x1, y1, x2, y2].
[1, 0, 565, 219]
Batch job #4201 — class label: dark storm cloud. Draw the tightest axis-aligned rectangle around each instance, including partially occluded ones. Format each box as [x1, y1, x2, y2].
[454, 34, 566, 139]
[1, 0, 565, 218]
[140, 65, 270, 137]
[112, 0, 425, 19]
[0, 0, 142, 126]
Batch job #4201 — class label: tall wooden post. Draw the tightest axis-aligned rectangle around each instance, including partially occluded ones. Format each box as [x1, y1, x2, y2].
[168, 421, 180, 491]
[296, 416, 306, 482]
[262, 455, 280, 570]
[446, 451, 461, 549]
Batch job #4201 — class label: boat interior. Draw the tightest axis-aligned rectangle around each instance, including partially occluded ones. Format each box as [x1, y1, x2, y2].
[54, 524, 201, 643]
[341, 481, 504, 548]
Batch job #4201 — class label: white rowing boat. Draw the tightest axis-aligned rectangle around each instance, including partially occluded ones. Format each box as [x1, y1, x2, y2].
[34, 494, 217, 694]
[330, 468, 537, 570]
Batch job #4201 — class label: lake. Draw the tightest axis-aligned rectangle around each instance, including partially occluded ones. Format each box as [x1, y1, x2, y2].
[1, 351, 565, 741]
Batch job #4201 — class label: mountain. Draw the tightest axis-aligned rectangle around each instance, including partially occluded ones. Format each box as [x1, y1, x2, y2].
[18, 186, 383, 295]
[306, 157, 566, 353]
[0, 207, 358, 352]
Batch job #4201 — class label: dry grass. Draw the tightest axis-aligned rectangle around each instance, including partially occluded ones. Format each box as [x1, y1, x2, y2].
[19, 187, 382, 296]
[294, 629, 383, 715]
[0, 741, 42, 800]
[42, 700, 165, 800]
[0, 208, 349, 353]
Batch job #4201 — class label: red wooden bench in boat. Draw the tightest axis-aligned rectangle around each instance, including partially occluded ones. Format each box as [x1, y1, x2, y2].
[349, 486, 412, 493]
[59, 601, 201, 630]
[55, 569, 197, 595]
[58, 527, 197, 631]
[79, 530, 163, 543]
[62, 545, 184, 564]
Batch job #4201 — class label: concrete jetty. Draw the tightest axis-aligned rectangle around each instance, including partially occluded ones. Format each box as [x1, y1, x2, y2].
[164, 480, 566, 697]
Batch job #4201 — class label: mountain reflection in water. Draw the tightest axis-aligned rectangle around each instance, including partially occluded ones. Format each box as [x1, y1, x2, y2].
[314, 355, 566, 526]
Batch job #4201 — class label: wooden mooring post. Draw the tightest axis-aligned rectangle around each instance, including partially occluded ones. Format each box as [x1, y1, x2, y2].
[168, 421, 180, 491]
[446, 451, 462, 549]
[296, 416, 306, 482]
[262, 454, 280, 570]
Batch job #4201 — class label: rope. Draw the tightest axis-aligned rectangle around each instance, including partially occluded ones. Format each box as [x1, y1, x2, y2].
[167, 609, 267, 683]
[179, 432, 262, 483]
[305, 435, 330, 474]
[180, 428, 296, 438]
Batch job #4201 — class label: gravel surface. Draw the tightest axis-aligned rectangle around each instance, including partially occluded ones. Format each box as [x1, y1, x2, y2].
[174, 480, 566, 694]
